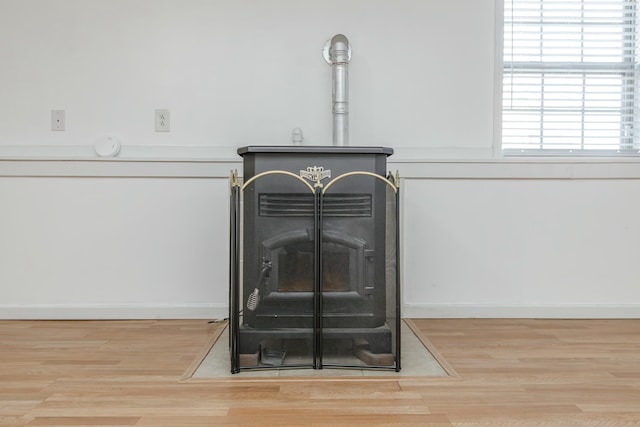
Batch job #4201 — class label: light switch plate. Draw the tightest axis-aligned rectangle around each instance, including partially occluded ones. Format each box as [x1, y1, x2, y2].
[51, 110, 65, 131]
[155, 109, 170, 132]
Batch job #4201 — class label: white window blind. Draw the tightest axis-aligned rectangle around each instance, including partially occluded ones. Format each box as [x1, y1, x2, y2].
[503, 0, 639, 154]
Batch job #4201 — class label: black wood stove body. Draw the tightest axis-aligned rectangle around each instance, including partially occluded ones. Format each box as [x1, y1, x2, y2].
[229, 146, 400, 373]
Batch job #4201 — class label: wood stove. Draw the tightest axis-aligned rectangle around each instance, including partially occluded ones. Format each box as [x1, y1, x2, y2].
[229, 146, 400, 372]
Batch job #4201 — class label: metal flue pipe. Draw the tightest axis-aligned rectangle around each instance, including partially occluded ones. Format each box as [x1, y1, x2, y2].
[324, 34, 351, 146]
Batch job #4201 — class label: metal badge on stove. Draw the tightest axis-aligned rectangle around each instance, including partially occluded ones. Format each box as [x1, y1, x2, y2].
[300, 166, 331, 184]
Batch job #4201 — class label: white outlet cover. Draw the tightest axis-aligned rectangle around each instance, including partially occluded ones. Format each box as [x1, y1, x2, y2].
[95, 135, 122, 157]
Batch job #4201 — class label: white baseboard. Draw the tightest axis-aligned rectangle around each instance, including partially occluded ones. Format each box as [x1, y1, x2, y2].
[3, 303, 639, 320]
[403, 304, 640, 318]
[0, 303, 228, 320]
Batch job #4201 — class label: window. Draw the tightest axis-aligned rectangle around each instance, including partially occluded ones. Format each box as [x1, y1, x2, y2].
[502, 0, 638, 154]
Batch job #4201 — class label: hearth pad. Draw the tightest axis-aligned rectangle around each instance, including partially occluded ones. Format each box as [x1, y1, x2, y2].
[184, 319, 453, 381]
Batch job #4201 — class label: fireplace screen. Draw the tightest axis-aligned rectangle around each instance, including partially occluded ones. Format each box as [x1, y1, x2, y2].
[229, 146, 400, 373]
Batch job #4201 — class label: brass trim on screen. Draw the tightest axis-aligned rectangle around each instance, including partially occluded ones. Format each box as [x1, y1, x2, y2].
[322, 171, 397, 194]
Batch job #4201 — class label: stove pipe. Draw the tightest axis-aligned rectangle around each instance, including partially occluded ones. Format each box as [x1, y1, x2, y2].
[325, 34, 351, 146]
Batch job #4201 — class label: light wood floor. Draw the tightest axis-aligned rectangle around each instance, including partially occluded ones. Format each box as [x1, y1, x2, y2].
[1, 319, 640, 426]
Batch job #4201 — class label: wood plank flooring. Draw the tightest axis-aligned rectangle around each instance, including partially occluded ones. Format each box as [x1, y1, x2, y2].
[1, 319, 640, 426]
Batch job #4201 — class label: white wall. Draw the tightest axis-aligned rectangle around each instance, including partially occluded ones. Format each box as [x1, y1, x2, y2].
[0, 172, 226, 318]
[402, 170, 640, 318]
[1, 0, 639, 319]
[0, 0, 495, 154]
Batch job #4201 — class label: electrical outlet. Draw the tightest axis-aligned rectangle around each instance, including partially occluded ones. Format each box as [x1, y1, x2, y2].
[155, 109, 170, 132]
[51, 110, 65, 131]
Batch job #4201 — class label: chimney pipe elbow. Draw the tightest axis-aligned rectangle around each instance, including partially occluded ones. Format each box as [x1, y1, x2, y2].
[329, 34, 351, 64]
